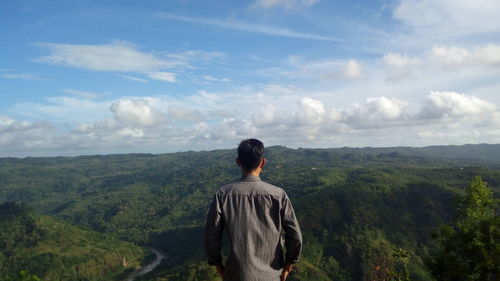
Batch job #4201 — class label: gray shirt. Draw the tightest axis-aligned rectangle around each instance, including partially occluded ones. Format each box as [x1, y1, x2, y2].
[205, 175, 302, 281]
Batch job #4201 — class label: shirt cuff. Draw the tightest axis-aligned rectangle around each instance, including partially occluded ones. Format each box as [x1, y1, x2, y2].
[285, 258, 300, 265]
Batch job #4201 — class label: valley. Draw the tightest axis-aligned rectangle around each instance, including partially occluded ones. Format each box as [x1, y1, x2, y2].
[1, 144, 499, 280]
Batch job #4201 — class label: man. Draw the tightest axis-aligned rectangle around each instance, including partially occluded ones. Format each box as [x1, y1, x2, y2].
[205, 139, 302, 281]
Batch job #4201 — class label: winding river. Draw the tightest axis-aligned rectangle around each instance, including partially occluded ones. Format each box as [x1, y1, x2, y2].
[124, 248, 167, 281]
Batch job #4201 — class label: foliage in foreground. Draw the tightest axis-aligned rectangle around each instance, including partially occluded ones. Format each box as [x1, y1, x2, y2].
[427, 176, 500, 281]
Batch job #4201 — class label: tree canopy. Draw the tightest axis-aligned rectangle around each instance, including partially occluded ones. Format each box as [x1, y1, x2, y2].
[427, 176, 500, 281]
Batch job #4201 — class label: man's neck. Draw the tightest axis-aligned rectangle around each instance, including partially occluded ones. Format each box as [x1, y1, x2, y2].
[241, 169, 261, 177]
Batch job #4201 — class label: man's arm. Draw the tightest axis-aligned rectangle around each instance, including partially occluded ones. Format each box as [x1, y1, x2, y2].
[280, 263, 293, 281]
[204, 193, 224, 268]
[281, 193, 302, 266]
[215, 264, 224, 278]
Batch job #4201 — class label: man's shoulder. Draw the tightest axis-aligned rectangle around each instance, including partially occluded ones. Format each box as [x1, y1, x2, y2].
[257, 180, 284, 192]
[253, 180, 285, 195]
[217, 179, 285, 197]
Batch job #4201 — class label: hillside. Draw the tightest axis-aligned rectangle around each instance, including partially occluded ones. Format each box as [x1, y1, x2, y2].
[0, 202, 151, 281]
[0, 144, 499, 280]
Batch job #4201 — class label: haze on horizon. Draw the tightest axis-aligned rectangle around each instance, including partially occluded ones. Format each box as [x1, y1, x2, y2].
[2, 0, 500, 157]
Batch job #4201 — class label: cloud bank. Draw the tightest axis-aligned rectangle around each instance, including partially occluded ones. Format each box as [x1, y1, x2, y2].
[3, 87, 499, 156]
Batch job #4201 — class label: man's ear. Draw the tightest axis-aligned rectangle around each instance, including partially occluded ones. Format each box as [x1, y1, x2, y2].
[236, 158, 241, 167]
[259, 158, 267, 169]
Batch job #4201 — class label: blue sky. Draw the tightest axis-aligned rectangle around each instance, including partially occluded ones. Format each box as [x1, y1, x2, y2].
[1, 0, 500, 156]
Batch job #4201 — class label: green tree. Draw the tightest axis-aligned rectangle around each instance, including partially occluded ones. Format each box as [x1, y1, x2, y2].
[427, 176, 500, 281]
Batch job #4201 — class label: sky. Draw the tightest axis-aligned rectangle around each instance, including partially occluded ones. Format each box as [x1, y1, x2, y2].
[1, 0, 500, 157]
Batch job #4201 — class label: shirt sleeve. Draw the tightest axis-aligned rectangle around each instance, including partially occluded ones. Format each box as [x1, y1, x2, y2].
[281, 192, 302, 264]
[204, 192, 224, 265]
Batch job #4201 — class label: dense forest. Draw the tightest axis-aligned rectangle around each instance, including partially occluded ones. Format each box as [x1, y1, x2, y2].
[1, 144, 499, 280]
[0, 202, 150, 280]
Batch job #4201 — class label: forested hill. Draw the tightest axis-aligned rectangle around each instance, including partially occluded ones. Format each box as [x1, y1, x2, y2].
[0, 202, 151, 281]
[0, 143, 499, 281]
[327, 143, 500, 167]
[3, 143, 500, 168]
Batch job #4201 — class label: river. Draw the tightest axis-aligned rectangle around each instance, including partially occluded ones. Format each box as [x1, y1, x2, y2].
[124, 248, 167, 281]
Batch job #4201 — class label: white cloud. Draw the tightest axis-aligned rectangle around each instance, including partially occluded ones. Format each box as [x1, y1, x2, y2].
[34, 42, 234, 84]
[190, 122, 211, 140]
[70, 118, 155, 151]
[295, 97, 325, 125]
[416, 127, 480, 141]
[394, 0, 500, 35]
[383, 53, 414, 68]
[0, 115, 55, 153]
[34, 41, 177, 72]
[62, 89, 102, 99]
[341, 59, 362, 79]
[109, 98, 166, 126]
[11, 97, 111, 124]
[428, 45, 500, 69]
[419, 91, 496, 119]
[252, 0, 321, 10]
[259, 84, 297, 96]
[146, 71, 177, 82]
[341, 97, 408, 128]
[1, 73, 48, 80]
[210, 118, 257, 141]
[313, 59, 364, 80]
[117, 127, 145, 138]
[33, 42, 228, 84]
[167, 50, 226, 63]
[252, 104, 277, 127]
[117, 74, 148, 83]
[475, 44, 500, 66]
[281, 57, 363, 80]
[0, 115, 15, 127]
[430, 47, 469, 66]
[382, 44, 500, 81]
[382, 53, 421, 81]
[158, 13, 338, 41]
[168, 105, 203, 122]
[201, 75, 231, 83]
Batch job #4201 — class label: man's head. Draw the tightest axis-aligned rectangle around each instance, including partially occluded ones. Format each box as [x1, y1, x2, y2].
[237, 138, 265, 172]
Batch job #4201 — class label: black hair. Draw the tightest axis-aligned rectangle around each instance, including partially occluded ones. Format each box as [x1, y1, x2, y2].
[237, 138, 264, 171]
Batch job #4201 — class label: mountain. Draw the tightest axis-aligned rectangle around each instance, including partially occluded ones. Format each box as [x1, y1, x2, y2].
[0, 144, 499, 280]
[0, 202, 151, 281]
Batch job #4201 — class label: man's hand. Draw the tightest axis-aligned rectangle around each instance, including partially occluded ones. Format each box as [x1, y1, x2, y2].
[215, 264, 224, 278]
[280, 263, 293, 281]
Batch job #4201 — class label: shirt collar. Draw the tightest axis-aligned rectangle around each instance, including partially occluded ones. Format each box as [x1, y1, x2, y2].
[240, 174, 261, 182]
